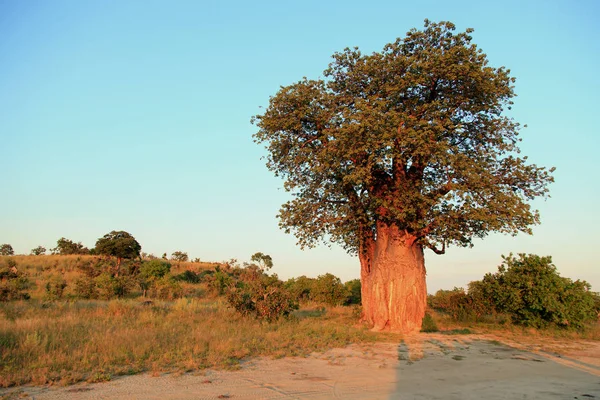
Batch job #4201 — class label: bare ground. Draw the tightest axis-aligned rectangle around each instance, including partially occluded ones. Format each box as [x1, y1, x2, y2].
[2, 333, 599, 400]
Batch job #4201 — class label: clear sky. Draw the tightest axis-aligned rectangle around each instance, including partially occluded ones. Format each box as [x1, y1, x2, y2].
[1, 0, 598, 292]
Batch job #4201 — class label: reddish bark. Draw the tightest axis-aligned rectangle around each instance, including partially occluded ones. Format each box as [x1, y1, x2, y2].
[360, 223, 427, 334]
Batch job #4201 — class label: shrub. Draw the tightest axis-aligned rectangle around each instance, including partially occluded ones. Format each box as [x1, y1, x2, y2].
[311, 273, 349, 306]
[74, 276, 97, 299]
[428, 287, 478, 322]
[93, 273, 134, 300]
[226, 267, 298, 321]
[148, 276, 183, 300]
[45, 275, 67, 300]
[0, 259, 31, 301]
[284, 276, 315, 302]
[475, 254, 597, 329]
[209, 266, 233, 295]
[173, 270, 201, 283]
[420, 313, 439, 332]
[139, 259, 171, 280]
[76, 257, 110, 278]
[344, 279, 361, 305]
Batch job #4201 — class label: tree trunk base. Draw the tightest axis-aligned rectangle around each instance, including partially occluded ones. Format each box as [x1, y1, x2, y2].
[360, 226, 427, 334]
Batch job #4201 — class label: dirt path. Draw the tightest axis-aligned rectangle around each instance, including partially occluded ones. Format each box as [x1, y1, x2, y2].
[2, 334, 599, 399]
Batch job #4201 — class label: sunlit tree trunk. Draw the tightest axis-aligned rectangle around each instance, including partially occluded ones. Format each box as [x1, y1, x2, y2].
[360, 224, 427, 334]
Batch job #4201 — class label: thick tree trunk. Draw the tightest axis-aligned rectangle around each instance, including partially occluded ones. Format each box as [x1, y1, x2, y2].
[360, 224, 427, 334]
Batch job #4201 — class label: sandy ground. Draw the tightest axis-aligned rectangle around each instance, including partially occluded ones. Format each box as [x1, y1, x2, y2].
[2, 333, 599, 399]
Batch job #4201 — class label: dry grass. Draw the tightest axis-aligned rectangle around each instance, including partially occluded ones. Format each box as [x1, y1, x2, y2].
[426, 309, 600, 341]
[0, 299, 383, 387]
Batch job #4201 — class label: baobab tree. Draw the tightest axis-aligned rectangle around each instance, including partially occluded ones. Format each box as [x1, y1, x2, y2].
[253, 20, 554, 333]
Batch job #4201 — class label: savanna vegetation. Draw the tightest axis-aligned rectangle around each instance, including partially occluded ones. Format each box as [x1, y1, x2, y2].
[426, 254, 600, 333]
[0, 231, 377, 387]
[1, 228, 598, 388]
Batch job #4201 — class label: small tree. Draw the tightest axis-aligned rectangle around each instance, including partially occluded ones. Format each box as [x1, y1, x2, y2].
[31, 246, 46, 256]
[94, 231, 141, 275]
[250, 252, 273, 271]
[0, 244, 14, 256]
[52, 238, 89, 255]
[171, 251, 189, 262]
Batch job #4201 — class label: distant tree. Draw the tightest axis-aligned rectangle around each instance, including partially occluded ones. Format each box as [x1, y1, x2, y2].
[171, 251, 189, 262]
[52, 238, 89, 255]
[94, 231, 141, 275]
[311, 273, 350, 306]
[31, 246, 46, 256]
[0, 244, 14, 256]
[250, 252, 273, 271]
[253, 20, 554, 332]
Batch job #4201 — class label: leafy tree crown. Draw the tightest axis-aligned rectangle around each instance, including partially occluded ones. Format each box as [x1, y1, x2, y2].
[253, 20, 554, 254]
[94, 231, 141, 260]
[0, 244, 14, 256]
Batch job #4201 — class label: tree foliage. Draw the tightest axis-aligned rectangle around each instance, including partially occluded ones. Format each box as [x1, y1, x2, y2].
[253, 20, 554, 256]
[94, 231, 141, 263]
[52, 238, 89, 255]
[30, 246, 46, 256]
[171, 251, 189, 262]
[0, 244, 14, 256]
[480, 254, 597, 328]
[250, 252, 273, 271]
[428, 254, 598, 329]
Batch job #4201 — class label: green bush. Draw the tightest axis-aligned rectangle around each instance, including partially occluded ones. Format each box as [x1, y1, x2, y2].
[139, 259, 171, 280]
[344, 279, 361, 305]
[173, 270, 201, 283]
[474, 254, 596, 329]
[311, 273, 349, 306]
[284, 276, 315, 302]
[226, 267, 298, 321]
[428, 287, 480, 322]
[420, 313, 439, 332]
[209, 266, 233, 295]
[147, 276, 183, 300]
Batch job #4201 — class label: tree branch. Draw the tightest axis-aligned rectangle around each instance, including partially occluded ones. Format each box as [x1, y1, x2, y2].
[427, 241, 445, 255]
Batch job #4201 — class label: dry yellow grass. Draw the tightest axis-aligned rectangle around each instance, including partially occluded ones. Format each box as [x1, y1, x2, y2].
[0, 299, 384, 387]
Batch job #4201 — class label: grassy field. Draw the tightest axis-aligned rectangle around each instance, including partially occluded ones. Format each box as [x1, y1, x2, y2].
[1, 254, 598, 388]
[0, 298, 388, 387]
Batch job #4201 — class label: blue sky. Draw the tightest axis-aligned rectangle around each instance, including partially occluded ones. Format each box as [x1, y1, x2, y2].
[1, 0, 598, 292]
